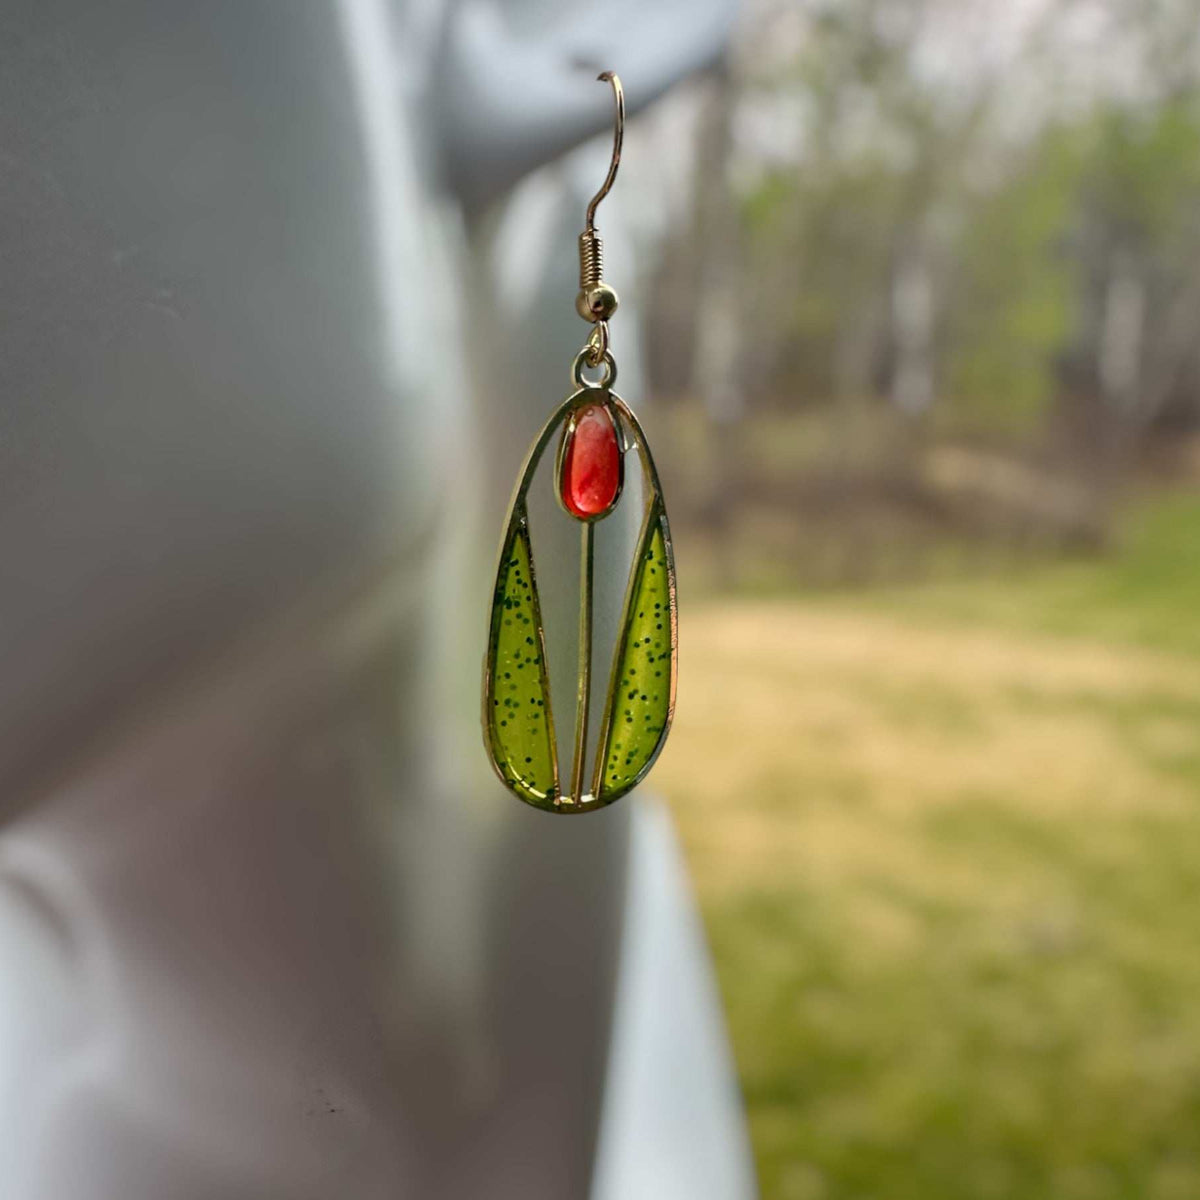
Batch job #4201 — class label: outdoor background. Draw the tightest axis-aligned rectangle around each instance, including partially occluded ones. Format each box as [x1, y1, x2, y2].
[636, 1, 1200, 1196]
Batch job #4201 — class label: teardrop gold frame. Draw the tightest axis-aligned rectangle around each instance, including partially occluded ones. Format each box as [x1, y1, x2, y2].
[482, 386, 678, 813]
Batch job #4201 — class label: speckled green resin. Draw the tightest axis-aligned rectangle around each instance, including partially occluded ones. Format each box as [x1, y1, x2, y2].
[483, 389, 677, 812]
[485, 512, 558, 805]
[597, 511, 674, 798]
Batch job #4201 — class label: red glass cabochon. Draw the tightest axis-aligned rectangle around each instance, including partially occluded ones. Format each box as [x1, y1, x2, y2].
[559, 402, 621, 518]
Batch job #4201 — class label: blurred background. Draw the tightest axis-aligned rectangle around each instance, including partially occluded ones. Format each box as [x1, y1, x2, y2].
[613, 0, 1200, 1196]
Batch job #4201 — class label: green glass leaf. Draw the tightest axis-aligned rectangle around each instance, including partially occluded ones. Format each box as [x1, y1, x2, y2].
[484, 509, 559, 806]
[595, 507, 676, 801]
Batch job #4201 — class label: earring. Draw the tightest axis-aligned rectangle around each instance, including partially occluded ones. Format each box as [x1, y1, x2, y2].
[483, 72, 678, 814]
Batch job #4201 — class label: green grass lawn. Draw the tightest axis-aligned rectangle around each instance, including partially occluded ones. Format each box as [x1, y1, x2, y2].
[657, 493, 1200, 1200]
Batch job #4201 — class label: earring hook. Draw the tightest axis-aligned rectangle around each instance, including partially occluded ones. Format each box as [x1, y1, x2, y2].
[584, 72, 624, 234]
[576, 71, 623, 337]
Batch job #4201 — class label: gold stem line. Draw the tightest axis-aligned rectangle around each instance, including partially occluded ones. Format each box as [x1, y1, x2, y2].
[570, 521, 595, 804]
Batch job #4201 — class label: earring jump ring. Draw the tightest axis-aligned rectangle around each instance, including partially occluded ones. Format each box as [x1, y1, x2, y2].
[585, 320, 610, 366]
[572, 347, 617, 391]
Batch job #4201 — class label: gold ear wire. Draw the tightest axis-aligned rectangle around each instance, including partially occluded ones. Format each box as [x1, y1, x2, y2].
[585, 71, 624, 233]
[576, 72, 623, 339]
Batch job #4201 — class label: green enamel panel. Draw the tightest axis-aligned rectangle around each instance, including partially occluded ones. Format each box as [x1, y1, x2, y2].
[486, 515, 558, 804]
[598, 515, 675, 798]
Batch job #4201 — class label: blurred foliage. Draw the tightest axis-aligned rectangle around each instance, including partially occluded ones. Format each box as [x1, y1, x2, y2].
[945, 128, 1080, 434]
[652, 0, 1200, 507]
[646, 5, 1200, 1195]
[659, 493, 1200, 1200]
[858, 490, 1200, 658]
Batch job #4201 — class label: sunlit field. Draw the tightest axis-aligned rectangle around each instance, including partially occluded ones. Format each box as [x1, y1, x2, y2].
[658, 494, 1200, 1200]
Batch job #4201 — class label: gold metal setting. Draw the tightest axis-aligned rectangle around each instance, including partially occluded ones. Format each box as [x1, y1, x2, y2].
[482, 72, 678, 814]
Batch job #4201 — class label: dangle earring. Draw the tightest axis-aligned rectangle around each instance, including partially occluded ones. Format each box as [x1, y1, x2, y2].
[482, 72, 678, 813]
